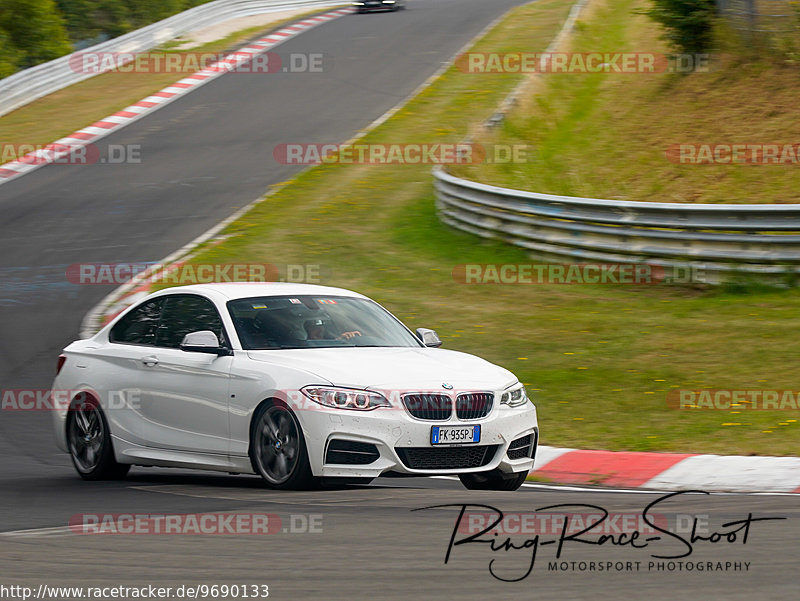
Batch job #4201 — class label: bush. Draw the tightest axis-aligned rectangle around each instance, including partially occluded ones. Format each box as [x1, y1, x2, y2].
[0, 27, 21, 77]
[55, 0, 210, 43]
[0, 0, 212, 77]
[643, 0, 717, 55]
[0, 0, 72, 68]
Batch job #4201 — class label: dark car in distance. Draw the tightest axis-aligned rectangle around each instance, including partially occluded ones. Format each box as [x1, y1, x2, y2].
[352, 0, 405, 13]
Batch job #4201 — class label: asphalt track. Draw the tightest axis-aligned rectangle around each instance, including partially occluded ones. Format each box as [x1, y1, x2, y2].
[0, 1, 796, 599]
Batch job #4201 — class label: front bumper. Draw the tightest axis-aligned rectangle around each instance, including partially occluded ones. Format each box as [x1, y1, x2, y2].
[353, 2, 397, 11]
[297, 401, 538, 478]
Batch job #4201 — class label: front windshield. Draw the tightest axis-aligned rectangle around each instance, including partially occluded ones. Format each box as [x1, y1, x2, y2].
[227, 295, 423, 350]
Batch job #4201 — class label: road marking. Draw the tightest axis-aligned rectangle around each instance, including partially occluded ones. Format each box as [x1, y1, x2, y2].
[519, 482, 800, 496]
[0, 525, 75, 538]
[430, 475, 800, 496]
[129, 484, 398, 504]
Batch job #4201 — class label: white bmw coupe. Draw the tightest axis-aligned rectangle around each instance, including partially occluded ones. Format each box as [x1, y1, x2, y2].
[53, 283, 538, 490]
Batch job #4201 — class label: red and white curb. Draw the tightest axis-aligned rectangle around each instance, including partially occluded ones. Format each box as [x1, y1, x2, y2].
[0, 7, 353, 186]
[532, 445, 800, 494]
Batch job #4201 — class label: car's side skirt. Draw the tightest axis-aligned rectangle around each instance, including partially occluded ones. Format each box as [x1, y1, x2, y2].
[113, 436, 256, 474]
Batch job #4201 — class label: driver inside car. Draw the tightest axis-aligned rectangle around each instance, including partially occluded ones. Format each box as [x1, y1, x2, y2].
[304, 318, 361, 341]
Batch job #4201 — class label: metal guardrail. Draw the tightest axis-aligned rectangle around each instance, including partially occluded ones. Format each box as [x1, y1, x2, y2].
[0, 0, 345, 118]
[434, 167, 800, 282]
[716, 0, 797, 34]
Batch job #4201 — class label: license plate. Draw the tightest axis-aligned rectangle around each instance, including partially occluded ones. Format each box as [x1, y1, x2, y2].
[431, 425, 480, 445]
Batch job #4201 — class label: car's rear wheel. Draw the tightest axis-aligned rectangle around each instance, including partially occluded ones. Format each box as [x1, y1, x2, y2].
[458, 469, 528, 491]
[67, 395, 130, 480]
[251, 403, 316, 489]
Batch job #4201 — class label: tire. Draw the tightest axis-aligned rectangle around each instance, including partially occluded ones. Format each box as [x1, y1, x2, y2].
[66, 395, 130, 481]
[458, 469, 528, 491]
[250, 402, 317, 490]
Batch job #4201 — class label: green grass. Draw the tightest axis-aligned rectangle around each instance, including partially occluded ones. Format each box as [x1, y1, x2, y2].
[450, 0, 800, 204]
[162, 0, 800, 456]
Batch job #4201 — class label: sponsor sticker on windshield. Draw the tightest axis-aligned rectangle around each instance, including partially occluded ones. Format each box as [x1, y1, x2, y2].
[317, 299, 337, 304]
[289, 298, 302, 304]
[252, 304, 267, 309]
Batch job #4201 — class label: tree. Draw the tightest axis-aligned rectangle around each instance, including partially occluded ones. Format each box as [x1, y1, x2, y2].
[643, 0, 717, 55]
[56, 0, 210, 43]
[55, 0, 106, 42]
[0, 0, 213, 78]
[0, 27, 21, 77]
[0, 0, 72, 68]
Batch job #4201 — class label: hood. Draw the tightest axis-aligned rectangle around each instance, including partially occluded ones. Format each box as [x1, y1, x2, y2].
[246, 346, 517, 391]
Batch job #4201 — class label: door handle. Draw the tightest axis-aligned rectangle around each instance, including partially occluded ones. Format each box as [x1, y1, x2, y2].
[141, 355, 159, 367]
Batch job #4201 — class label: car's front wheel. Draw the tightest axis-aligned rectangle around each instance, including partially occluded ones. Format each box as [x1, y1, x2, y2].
[458, 469, 528, 491]
[67, 395, 130, 480]
[251, 403, 316, 489]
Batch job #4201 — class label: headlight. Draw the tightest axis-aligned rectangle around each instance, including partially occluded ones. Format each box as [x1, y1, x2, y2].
[301, 386, 390, 411]
[500, 382, 530, 407]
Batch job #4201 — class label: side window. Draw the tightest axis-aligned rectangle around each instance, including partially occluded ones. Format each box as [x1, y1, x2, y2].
[109, 298, 164, 346]
[155, 295, 228, 349]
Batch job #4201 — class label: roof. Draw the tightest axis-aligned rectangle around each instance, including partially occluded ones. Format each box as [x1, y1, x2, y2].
[148, 282, 367, 301]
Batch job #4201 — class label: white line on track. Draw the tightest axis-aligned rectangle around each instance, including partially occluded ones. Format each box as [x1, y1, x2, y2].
[0, 525, 74, 538]
[429, 476, 800, 496]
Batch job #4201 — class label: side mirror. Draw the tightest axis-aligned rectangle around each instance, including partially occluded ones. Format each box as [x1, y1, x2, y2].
[416, 327, 442, 348]
[180, 331, 231, 356]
